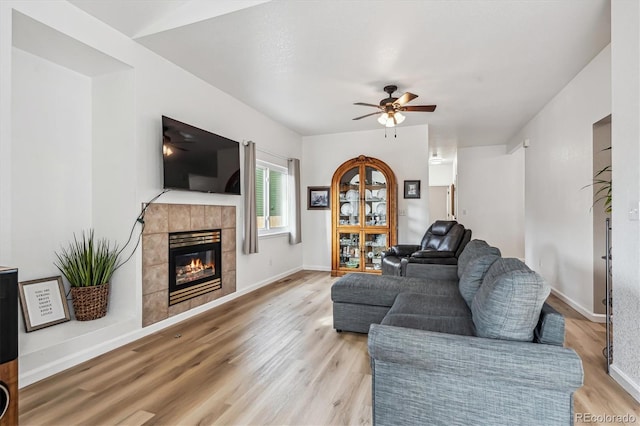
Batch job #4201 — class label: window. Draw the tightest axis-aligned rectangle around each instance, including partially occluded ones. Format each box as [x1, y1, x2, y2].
[256, 161, 288, 234]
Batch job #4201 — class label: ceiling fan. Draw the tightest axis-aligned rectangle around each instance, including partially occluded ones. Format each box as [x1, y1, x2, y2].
[353, 85, 436, 127]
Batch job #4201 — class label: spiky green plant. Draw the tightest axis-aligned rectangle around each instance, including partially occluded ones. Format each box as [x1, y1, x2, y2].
[583, 147, 612, 214]
[54, 230, 120, 287]
[592, 164, 612, 214]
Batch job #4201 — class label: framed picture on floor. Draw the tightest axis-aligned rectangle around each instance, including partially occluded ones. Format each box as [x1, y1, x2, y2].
[404, 180, 421, 199]
[18, 276, 70, 332]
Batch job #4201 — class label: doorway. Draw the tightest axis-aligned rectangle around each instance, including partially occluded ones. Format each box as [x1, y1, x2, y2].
[592, 115, 611, 316]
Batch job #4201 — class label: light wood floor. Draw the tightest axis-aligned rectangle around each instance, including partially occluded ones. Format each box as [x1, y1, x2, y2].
[19, 271, 639, 425]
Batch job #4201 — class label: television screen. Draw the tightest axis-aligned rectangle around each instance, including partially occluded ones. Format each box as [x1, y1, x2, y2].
[162, 116, 241, 194]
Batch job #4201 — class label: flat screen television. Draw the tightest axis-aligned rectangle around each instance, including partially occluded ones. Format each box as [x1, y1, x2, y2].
[162, 116, 241, 195]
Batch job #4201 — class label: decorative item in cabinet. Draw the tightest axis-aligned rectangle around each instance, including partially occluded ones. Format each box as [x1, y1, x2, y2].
[364, 233, 387, 271]
[338, 232, 361, 269]
[331, 155, 397, 276]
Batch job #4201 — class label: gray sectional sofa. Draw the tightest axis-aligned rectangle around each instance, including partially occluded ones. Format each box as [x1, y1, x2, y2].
[331, 240, 584, 426]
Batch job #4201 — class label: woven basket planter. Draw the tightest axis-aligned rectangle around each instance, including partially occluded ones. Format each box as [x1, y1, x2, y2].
[70, 283, 110, 321]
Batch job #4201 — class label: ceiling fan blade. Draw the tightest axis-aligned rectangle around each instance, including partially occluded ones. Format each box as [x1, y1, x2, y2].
[394, 92, 418, 106]
[352, 111, 383, 120]
[402, 105, 437, 112]
[354, 102, 382, 108]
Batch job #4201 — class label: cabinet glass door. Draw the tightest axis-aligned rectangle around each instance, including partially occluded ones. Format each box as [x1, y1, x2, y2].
[363, 232, 387, 271]
[339, 167, 360, 226]
[338, 232, 361, 270]
[364, 166, 387, 227]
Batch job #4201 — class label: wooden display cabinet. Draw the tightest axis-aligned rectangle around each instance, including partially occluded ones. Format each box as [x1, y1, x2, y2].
[331, 155, 397, 276]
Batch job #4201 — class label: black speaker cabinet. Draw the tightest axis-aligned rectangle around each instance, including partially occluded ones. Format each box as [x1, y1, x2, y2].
[0, 267, 18, 426]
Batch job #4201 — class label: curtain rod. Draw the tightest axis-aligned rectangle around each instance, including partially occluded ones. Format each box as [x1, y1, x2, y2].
[243, 140, 291, 161]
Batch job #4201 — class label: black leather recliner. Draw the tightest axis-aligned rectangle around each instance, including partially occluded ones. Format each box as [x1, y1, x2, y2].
[381, 220, 472, 276]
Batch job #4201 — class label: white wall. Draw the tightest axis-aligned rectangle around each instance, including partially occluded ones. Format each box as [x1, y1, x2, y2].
[1, 0, 303, 386]
[301, 125, 429, 270]
[457, 145, 524, 258]
[610, 0, 640, 402]
[429, 163, 454, 187]
[129, 32, 304, 294]
[507, 45, 611, 321]
[428, 186, 448, 221]
[92, 69, 137, 319]
[11, 48, 93, 283]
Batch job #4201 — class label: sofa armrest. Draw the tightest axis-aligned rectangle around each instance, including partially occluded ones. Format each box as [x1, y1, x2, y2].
[384, 244, 420, 258]
[368, 324, 583, 389]
[410, 250, 456, 259]
[409, 250, 456, 262]
[368, 324, 583, 425]
[403, 262, 459, 280]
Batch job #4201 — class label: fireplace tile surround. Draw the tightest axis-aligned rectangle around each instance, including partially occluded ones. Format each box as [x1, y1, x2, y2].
[142, 203, 237, 327]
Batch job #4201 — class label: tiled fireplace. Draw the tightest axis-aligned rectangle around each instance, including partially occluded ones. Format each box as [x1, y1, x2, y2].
[142, 203, 237, 327]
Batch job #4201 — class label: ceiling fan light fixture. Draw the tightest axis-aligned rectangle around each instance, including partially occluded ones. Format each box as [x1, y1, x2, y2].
[378, 111, 404, 127]
[353, 85, 436, 127]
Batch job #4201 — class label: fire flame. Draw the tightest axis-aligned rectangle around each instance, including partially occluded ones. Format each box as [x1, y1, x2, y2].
[183, 258, 214, 273]
[190, 258, 203, 271]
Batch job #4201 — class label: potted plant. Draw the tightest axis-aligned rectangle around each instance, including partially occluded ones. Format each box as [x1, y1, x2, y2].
[54, 230, 120, 321]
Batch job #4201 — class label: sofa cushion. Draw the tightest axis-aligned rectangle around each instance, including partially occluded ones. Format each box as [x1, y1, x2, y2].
[388, 292, 471, 318]
[457, 240, 501, 279]
[382, 292, 475, 336]
[381, 313, 475, 336]
[458, 254, 500, 308]
[535, 303, 565, 345]
[421, 221, 459, 250]
[471, 258, 550, 342]
[331, 273, 458, 307]
[404, 263, 459, 280]
[431, 220, 455, 235]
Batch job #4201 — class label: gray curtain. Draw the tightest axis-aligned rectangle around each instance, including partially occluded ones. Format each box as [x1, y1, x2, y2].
[288, 158, 302, 244]
[243, 141, 258, 254]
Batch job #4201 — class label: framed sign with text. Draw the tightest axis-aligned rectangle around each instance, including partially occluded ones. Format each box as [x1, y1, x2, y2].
[18, 276, 70, 332]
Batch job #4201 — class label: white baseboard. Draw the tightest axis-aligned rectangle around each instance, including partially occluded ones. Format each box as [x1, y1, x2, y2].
[20, 317, 141, 387]
[19, 266, 303, 388]
[303, 264, 331, 271]
[610, 364, 640, 403]
[550, 288, 606, 323]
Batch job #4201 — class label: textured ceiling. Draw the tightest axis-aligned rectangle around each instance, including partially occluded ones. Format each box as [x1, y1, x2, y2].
[70, 0, 611, 152]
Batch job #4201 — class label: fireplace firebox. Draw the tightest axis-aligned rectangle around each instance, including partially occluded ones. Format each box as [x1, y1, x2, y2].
[168, 230, 222, 306]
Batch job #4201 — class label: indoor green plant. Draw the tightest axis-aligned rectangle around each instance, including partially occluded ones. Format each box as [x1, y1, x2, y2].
[54, 230, 120, 321]
[592, 164, 612, 214]
[589, 146, 612, 214]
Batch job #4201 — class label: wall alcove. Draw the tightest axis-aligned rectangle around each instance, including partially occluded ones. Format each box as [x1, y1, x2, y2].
[9, 10, 137, 386]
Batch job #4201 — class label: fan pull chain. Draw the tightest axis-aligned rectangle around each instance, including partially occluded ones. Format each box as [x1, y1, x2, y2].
[383, 128, 398, 138]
